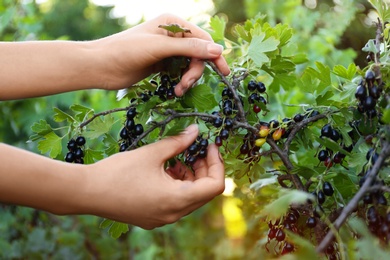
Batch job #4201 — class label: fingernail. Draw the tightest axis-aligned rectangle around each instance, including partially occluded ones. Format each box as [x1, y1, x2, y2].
[207, 43, 223, 56]
[182, 124, 198, 134]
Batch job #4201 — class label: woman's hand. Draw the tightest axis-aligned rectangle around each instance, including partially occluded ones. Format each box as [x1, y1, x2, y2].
[94, 13, 230, 96]
[84, 124, 225, 229]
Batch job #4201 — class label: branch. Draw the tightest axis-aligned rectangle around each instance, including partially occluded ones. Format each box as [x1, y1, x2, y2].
[79, 107, 130, 129]
[316, 139, 390, 253]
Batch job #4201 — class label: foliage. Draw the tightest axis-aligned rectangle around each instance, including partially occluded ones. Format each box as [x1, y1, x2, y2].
[2, 0, 390, 259]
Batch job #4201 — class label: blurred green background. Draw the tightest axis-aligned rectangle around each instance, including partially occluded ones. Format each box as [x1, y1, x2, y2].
[0, 0, 378, 259]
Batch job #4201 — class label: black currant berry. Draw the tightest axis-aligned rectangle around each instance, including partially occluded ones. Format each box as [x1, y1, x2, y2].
[133, 124, 144, 136]
[321, 124, 333, 138]
[220, 129, 230, 140]
[215, 136, 223, 147]
[75, 136, 86, 146]
[363, 96, 376, 110]
[365, 70, 375, 84]
[293, 113, 304, 122]
[120, 127, 128, 139]
[126, 107, 137, 119]
[323, 182, 334, 196]
[188, 143, 200, 155]
[257, 82, 266, 93]
[198, 148, 207, 158]
[318, 150, 328, 161]
[275, 229, 286, 242]
[247, 80, 257, 91]
[125, 119, 135, 131]
[317, 190, 326, 204]
[355, 84, 367, 100]
[74, 148, 84, 159]
[67, 139, 77, 151]
[306, 217, 317, 228]
[65, 152, 75, 163]
[213, 117, 223, 128]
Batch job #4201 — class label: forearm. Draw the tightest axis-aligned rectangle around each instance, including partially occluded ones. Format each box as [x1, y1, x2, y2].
[0, 41, 103, 100]
[0, 143, 90, 215]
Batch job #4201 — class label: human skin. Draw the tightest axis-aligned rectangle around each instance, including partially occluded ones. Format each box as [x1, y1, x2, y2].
[0, 14, 229, 229]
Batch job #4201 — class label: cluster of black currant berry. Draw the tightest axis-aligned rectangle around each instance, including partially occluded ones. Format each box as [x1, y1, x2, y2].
[364, 204, 390, 243]
[118, 106, 144, 152]
[152, 74, 177, 101]
[247, 79, 267, 114]
[316, 124, 353, 168]
[65, 136, 86, 164]
[355, 70, 383, 119]
[183, 136, 209, 167]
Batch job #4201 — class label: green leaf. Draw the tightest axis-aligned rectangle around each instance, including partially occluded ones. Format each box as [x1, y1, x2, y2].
[315, 136, 351, 156]
[158, 23, 191, 34]
[31, 119, 52, 135]
[53, 107, 74, 123]
[99, 219, 129, 239]
[83, 148, 104, 164]
[260, 189, 310, 220]
[69, 104, 94, 122]
[333, 63, 356, 80]
[37, 131, 62, 158]
[180, 83, 218, 111]
[209, 15, 226, 43]
[248, 33, 279, 67]
[84, 115, 115, 140]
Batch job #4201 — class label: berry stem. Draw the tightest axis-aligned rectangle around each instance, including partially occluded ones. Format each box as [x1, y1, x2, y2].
[79, 106, 130, 129]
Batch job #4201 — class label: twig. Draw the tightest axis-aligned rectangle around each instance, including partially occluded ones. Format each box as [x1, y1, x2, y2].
[79, 107, 130, 129]
[316, 140, 390, 253]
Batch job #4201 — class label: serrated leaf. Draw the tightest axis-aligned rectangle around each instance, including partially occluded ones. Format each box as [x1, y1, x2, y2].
[260, 189, 310, 220]
[180, 83, 217, 111]
[209, 15, 226, 43]
[362, 39, 378, 53]
[37, 131, 62, 158]
[83, 148, 104, 164]
[99, 219, 129, 238]
[69, 104, 94, 122]
[333, 63, 356, 80]
[248, 33, 279, 67]
[84, 115, 115, 140]
[31, 119, 52, 135]
[158, 24, 191, 34]
[53, 107, 74, 123]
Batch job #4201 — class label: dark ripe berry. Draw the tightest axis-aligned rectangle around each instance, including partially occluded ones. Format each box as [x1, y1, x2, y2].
[366, 109, 377, 118]
[119, 143, 128, 152]
[321, 124, 333, 138]
[248, 93, 259, 104]
[275, 229, 286, 242]
[125, 119, 135, 131]
[253, 104, 261, 113]
[330, 129, 340, 142]
[323, 182, 334, 196]
[379, 224, 390, 237]
[166, 88, 175, 99]
[247, 80, 257, 91]
[293, 113, 304, 122]
[269, 119, 279, 129]
[224, 118, 234, 129]
[285, 212, 298, 224]
[75, 158, 84, 164]
[268, 228, 277, 240]
[74, 148, 84, 159]
[306, 217, 317, 228]
[198, 148, 207, 158]
[213, 117, 223, 128]
[133, 124, 144, 136]
[257, 82, 266, 93]
[369, 85, 381, 99]
[140, 92, 150, 102]
[215, 136, 223, 147]
[333, 152, 345, 164]
[126, 107, 137, 119]
[65, 152, 75, 163]
[199, 138, 209, 149]
[318, 150, 329, 161]
[282, 242, 294, 254]
[67, 139, 77, 151]
[220, 129, 230, 140]
[258, 95, 267, 105]
[185, 155, 197, 166]
[188, 143, 200, 155]
[326, 244, 336, 255]
[317, 190, 326, 204]
[355, 84, 367, 100]
[223, 106, 233, 116]
[365, 70, 376, 84]
[222, 87, 233, 98]
[76, 136, 86, 146]
[157, 85, 167, 96]
[223, 99, 233, 109]
[308, 109, 320, 117]
[161, 74, 170, 86]
[120, 127, 128, 139]
[363, 193, 373, 204]
[240, 142, 250, 154]
[363, 96, 376, 110]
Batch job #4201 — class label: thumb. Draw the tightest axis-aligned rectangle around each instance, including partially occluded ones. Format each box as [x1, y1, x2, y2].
[157, 37, 224, 60]
[150, 124, 199, 162]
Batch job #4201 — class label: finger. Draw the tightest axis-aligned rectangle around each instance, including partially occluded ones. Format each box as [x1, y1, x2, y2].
[185, 144, 225, 200]
[174, 58, 204, 96]
[166, 160, 195, 181]
[148, 124, 199, 162]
